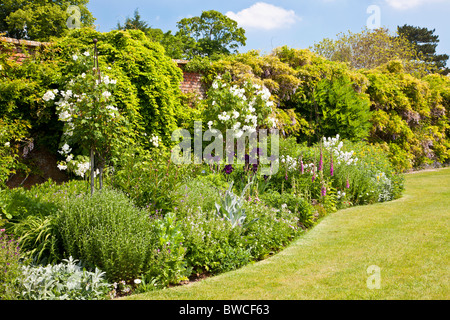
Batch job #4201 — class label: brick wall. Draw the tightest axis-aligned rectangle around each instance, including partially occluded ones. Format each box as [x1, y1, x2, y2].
[173, 59, 205, 98]
[0, 36, 49, 63]
[1, 37, 205, 97]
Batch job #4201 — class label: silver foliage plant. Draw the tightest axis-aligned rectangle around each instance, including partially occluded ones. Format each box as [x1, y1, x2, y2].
[215, 181, 258, 229]
[18, 256, 111, 300]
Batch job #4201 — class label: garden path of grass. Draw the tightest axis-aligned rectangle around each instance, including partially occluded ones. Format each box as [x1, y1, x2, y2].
[126, 168, 450, 300]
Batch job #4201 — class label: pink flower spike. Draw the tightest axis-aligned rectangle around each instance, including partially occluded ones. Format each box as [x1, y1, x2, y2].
[318, 149, 323, 172]
[330, 153, 334, 177]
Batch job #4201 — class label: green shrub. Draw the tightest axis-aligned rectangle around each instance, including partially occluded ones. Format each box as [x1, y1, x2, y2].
[56, 187, 188, 284]
[112, 147, 192, 214]
[260, 190, 315, 228]
[148, 212, 189, 286]
[243, 201, 303, 260]
[18, 257, 111, 300]
[180, 208, 251, 275]
[2, 180, 89, 264]
[173, 177, 223, 219]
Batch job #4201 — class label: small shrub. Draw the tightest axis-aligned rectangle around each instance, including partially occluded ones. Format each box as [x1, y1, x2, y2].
[112, 147, 190, 214]
[243, 201, 303, 260]
[3, 180, 88, 264]
[260, 190, 315, 228]
[146, 212, 189, 286]
[180, 208, 250, 275]
[18, 257, 111, 300]
[56, 187, 188, 285]
[173, 177, 222, 218]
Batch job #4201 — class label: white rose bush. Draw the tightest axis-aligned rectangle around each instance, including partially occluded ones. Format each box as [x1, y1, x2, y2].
[42, 44, 131, 194]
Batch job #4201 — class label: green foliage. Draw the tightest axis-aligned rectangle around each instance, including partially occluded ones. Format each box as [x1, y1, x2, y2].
[52, 28, 183, 147]
[56, 187, 188, 285]
[202, 73, 276, 135]
[0, 118, 30, 187]
[176, 10, 246, 59]
[243, 201, 302, 260]
[2, 180, 91, 263]
[116, 8, 149, 33]
[111, 147, 193, 214]
[260, 190, 315, 228]
[18, 256, 110, 300]
[0, 0, 95, 41]
[173, 177, 223, 219]
[364, 64, 450, 170]
[185, 50, 302, 134]
[311, 27, 423, 74]
[397, 24, 449, 75]
[0, 229, 23, 300]
[180, 207, 250, 274]
[215, 182, 258, 229]
[310, 74, 372, 141]
[150, 212, 189, 286]
[56, 188, 155, 283]
[41, 45, 133, 192]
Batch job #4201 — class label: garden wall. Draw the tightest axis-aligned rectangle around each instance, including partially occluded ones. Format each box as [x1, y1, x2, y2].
[0, 37, 204, 96]
[0, 36, 50, 63]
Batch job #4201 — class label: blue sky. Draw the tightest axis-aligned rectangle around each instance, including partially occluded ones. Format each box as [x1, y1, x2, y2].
[86, 0, 450, 56]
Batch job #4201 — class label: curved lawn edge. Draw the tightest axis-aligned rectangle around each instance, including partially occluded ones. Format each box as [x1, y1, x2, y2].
[124, 168, 450, 300]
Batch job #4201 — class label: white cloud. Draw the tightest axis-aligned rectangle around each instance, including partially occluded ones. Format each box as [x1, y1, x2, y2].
[226, 2, 300, 30]
[385, 0, 446, 10]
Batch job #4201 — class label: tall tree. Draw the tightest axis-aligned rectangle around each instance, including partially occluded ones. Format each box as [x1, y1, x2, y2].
[176, 10, 246, 59]
[0, 0, 95, 41]
[397, 24, 449, 75]
[312, 28, 423, 74]
[116, 8, 149, 33]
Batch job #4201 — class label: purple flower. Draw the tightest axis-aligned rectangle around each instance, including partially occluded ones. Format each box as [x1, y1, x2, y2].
[300, 160, 304, 174]
[321, 185, 327, 196]
[252, 163, 258, 173]
[346, 177, 350, 189]
[223, 164, 234, 175]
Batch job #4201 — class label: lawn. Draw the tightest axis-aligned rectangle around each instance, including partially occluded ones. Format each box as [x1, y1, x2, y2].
[124, 168, 450, 300]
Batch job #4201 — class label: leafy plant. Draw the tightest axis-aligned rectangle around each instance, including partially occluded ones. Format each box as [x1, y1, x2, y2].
[180, 207, 250, 274]
[0, 229, 23, 300]
[56, 188, 160, 283]
[18, 257, 111, 300]
[260, 190, 315, 228]
[215, 181, 258, 229]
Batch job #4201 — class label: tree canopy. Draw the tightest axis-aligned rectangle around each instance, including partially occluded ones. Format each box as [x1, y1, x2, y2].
[397, 24, 449, 75]
[0, 0, 95, 41]
[176, 10, 246, 59]
[311, 28, 423, 74]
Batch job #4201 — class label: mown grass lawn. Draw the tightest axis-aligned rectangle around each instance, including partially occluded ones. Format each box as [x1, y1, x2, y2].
[125, 168, 450, 300]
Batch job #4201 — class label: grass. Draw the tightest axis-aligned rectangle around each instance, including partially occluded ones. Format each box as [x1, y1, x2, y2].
[124, 168, 450, 300]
